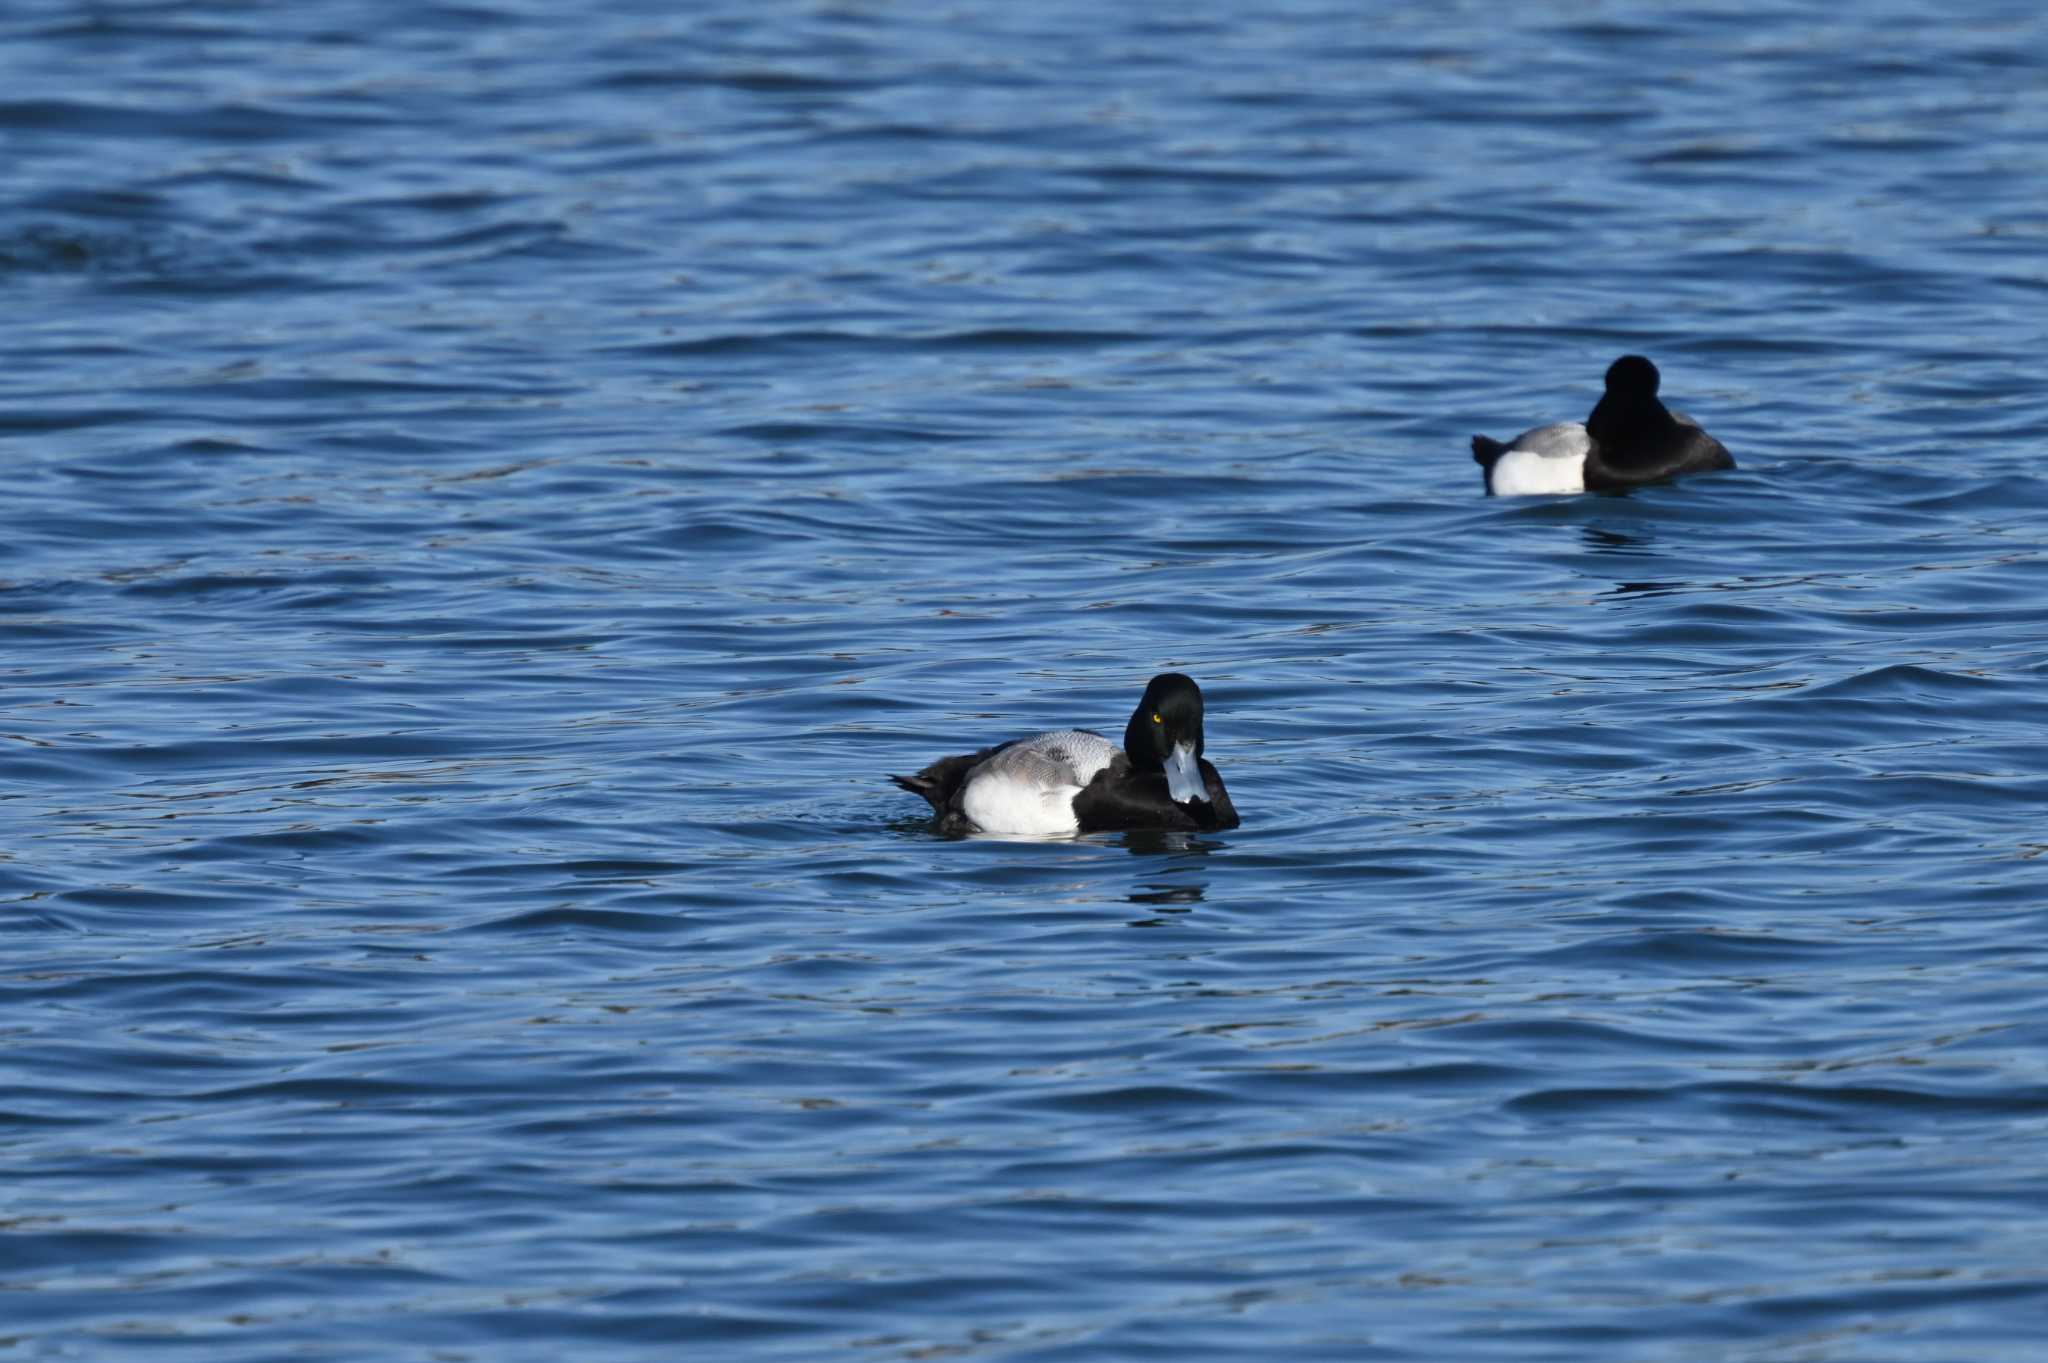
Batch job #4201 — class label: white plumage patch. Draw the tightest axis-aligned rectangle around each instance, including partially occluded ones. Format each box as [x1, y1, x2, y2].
[958, 729, 1117, 836]
[1487, 422, 1589, 496]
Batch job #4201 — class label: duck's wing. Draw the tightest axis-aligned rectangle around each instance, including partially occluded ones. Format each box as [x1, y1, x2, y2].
[973, 729, 1116, 790]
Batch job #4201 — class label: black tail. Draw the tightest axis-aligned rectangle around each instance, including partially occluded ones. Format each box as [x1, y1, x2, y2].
[891, 744, 1009, 820]
[1471, 434, 1508, 471]
[890, 772, 945, 813]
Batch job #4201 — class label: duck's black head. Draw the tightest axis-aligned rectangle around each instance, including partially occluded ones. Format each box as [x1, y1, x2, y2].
[1123, 672, 1209, 802]
[1605, 354, 1660, 397]
[1587, 353, 1676, 446]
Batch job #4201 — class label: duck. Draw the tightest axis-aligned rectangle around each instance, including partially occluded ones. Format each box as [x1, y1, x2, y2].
[1471, 354, 1734, 496]
[892, 672, 1239, 836]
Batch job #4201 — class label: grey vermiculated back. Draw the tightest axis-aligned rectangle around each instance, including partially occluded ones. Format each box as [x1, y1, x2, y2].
[973, 728, 1118, 789]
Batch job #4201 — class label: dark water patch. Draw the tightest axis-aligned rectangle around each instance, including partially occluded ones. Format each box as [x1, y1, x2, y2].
[1441, 1015, 1739, 1057]
[0, 224, 169, 276]
[150, 162, 331, 199]
[1509, 1079, 2048, 1125]
[0, 97, 390, 141]
[1635, 139, 1802, 166]
[183, 1075, 459, 1106]
[459, 907, 695, 936]
[626, 326, 1150, 361]
[0, 405, 155, 434]
[47, 732, 485, 776]
[719, 419, 980, 445]
[96, 268, 346, 298]
[142, 373, 541, 404]
[1524, 928, 1839, 972]
[116, 571, 303, 599]
[176, 821, 401, 860]
[604, 65, 889, 97]
[1797, 662, 2009, 701]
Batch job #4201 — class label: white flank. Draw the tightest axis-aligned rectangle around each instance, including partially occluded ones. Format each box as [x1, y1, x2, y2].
[958, 729, 1116, 836]
[960, 774, 1087, 835]
[1487, 422, 1589, 496]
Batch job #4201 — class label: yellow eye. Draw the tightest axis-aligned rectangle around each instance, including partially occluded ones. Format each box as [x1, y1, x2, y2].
[1151, 713, 1162, 723]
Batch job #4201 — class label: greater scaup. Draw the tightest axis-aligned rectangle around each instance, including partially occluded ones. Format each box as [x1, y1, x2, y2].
[892, 672, 1239, 836]
[1472, 355, 1734, 496]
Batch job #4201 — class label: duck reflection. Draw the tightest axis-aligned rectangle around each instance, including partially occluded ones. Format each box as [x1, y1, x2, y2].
[1117, 828, 1227, 858]
[1582, 524, 1657, 554]
[1129, 881, 1204, 907]
[1119, 831, 1215, 923]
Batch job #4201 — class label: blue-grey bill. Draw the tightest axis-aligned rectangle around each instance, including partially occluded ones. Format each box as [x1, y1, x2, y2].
[1165, 742, 1204, 803]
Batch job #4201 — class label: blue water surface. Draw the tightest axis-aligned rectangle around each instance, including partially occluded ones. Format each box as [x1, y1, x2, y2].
[6, 2, 2048, 1359]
